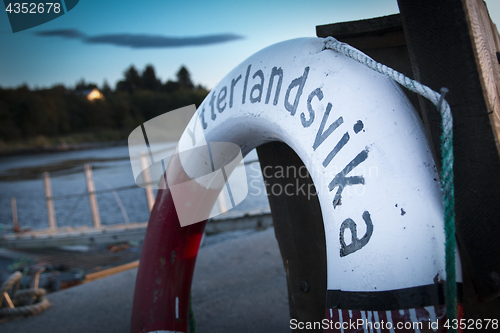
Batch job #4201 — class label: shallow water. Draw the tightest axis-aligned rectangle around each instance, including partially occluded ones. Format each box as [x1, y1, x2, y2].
[0, 145, 269, 230]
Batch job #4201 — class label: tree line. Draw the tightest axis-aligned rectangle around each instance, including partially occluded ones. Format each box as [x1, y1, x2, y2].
[0, 65, 209, 145]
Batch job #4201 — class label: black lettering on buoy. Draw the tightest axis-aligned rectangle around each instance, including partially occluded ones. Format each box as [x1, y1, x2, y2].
[265, 67, 283, 105]
[200, 105, 207, 129]
[230, 75, 242, 108]
[353, 120, 364, 133]
[242, 65, 251, 104]
[323, 132, 350, 167]
[302, 87, 322, 128]
[313, 103, 343, 150]
[250, 70, 264, 103]
[284, 66, 309, 116]
[209, 92, 217, 120]
[217, 86, 227, 113]
[328, 149, 368, 207]
[340, 211, 373, 257]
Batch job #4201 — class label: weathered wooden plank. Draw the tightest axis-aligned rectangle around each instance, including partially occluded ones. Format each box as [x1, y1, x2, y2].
[140, 153, 155, 211]
[464, 0, 500, 150]
[0, 223, 149, 249]
[0, 208, 273, 249]
[397, 0, 500, 314]
[316, 14, 420, 119]
[329, 30, 406, 50]
[10, 197, 18, 231]
[317, 14, 403, 41]
[204, 208, 272, 235]
[43, 172, 57, 229]
[84, 260, 139, 282]
[84, 164, 101, 228]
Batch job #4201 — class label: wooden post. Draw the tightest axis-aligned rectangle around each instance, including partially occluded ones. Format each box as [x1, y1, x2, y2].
[140, 153, 155, 212]
[217, 191, 228, 214]
[10, 197, 19, 230]
[43, 172, 57, 229]
[84, 164, 101, 228]
[256, 142, 327, 325]
[316, 14, 420, 113]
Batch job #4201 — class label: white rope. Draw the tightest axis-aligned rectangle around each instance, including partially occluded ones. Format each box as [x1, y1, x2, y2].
[323, 37, 452, 169]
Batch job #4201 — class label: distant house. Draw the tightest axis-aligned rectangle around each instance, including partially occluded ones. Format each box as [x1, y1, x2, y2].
[77, 88, 105, 101]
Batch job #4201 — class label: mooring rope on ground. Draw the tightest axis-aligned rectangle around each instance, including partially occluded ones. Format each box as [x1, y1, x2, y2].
[0, 271, 51, 317]
[324, 37, 457, 327]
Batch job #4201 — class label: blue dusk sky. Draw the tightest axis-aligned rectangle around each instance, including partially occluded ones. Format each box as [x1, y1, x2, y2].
[1, 0, 499, 90]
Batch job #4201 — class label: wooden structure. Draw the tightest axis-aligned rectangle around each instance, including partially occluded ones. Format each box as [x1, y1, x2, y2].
[314, 0, 500, 320]
[0, 208, 271, 249]
[3, 161, 271, 249]
[84, 164, 101, 228]
[10, 197, 18, 231]
[0, 222, 149, 249]
[395, 1, 500, 311]
[43, 172, 56, 229]
[257, 143, 327, 324]
[140, 153, 156, 211]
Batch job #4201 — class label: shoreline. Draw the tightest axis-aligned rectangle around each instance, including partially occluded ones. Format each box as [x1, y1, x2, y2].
[0, 140, 128, 158]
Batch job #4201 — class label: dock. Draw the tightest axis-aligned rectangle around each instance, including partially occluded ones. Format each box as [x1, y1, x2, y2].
[0, 207, 271, 249]
[0, 228, 290, 333]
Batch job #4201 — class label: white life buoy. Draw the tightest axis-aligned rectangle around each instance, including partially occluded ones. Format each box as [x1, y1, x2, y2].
[131, 37, 462, 333]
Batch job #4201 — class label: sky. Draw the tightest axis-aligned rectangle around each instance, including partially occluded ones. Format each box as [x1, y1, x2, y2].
[1, 0, 499, 90]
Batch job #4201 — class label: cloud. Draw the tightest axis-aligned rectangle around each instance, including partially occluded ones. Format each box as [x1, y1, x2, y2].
[34, 29, 244, 48]
[35, 29, 86, 39]
[85, 33, 243, 48]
